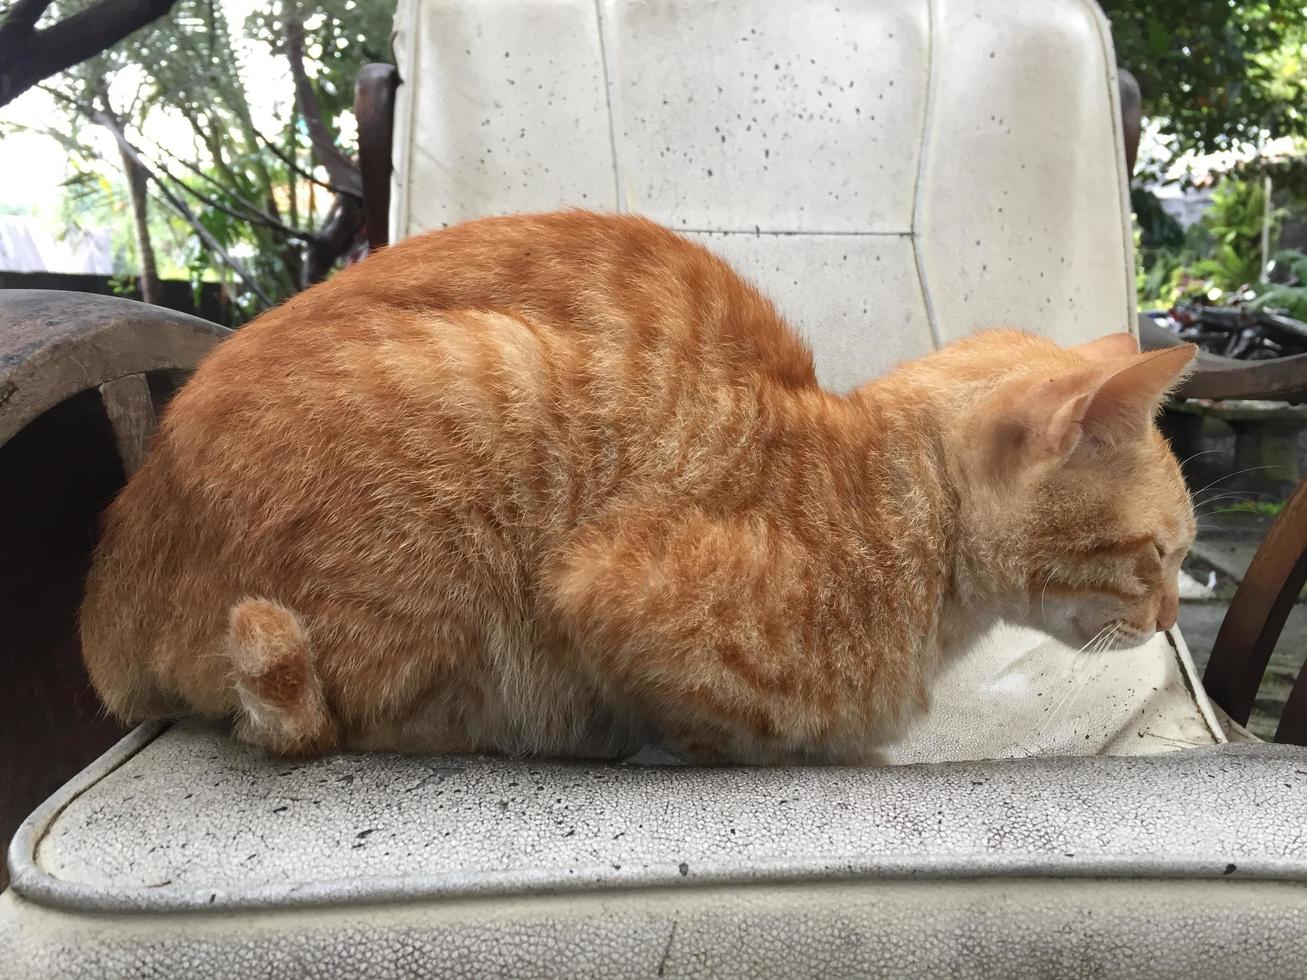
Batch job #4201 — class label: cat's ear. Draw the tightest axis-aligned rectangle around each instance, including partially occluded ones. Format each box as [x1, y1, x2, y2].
[1044, 344, 1197, 457]
[1072, 332, 1140, 361]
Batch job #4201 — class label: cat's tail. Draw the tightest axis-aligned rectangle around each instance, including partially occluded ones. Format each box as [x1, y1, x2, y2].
[227, 598, 338, 757]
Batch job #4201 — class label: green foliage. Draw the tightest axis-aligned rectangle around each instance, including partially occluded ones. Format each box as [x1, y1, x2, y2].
[1102, 1, 1307, 156]
[1206, 177, 1278, 263]
[55, 159, 201, 279]
[1136, 243, 1205, 310]
[1249, 248, 1307, 320]
[1218, 499, 1288, 517]
[1136, 175, 1288, 308]
[1135, 189, 1216, 308]
[1188, 243, 1260, 294]
[245, 0, 393, 124]
[43, 0, 389, 315]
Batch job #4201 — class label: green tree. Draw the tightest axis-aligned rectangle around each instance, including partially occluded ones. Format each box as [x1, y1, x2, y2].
[0, 0, 179, 107]
[27, 0, 390, 316]
[1102, 0, 1307, 156]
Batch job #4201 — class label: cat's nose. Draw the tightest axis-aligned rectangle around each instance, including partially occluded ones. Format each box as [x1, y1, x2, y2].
[1155, 595, 1178, 632]
[1160, 598, 1181, 629]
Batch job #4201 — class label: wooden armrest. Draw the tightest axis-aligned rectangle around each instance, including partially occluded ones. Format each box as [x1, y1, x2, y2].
[1140, 315, 1307, 403]
[356, 63, 400, 251]
[0, 290, 228, 888]
[1203, 476, 1307, 744]
[1, 289, 228, 448]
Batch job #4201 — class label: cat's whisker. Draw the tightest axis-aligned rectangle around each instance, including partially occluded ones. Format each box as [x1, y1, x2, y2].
[1197, 499, 1265, 514]
[1194, 499, 1268, 521]
[1039, 571, 1055, 628]
[1195, 488, 1263, 502]
[1037, 625, 1119, 744]
[1194, 499, 1264, 518]
[1059, 626, 1108, 665]
[1044, 626, 1108, 690]
[1189, 466, 1280, 498]
[1179, 448, 1224, 468]
[1194, 490, 1264, 508]
[1195, 502, 1259, 516]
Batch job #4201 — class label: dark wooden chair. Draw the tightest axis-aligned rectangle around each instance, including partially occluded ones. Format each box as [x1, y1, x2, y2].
[1139, 315, 1307, 404]
[1205, 477, 1307, 743]
[0, 290, 227, 888]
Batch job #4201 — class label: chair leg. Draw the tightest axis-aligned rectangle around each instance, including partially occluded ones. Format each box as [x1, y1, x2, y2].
[1204, 476, 1307, 734]
[355, 63, 400, 252]
[1276, 667, 1307, 746]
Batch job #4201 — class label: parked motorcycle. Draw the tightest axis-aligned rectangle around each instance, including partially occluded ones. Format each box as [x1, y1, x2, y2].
[1144, 302, 1307, 360]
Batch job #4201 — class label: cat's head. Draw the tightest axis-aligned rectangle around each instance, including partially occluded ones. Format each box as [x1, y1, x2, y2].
[946, 330, 1197, 651]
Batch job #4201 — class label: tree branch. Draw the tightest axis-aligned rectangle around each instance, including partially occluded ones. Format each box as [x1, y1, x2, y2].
[283, 4, 362, 198]
[162, 167, 308, 241]
[145, 135, 309, 235]
[83, 106, 276, 308]
[304, 193, 363, 285]
[0, 0, 181, 108]
[0, 0, 54, 42]
[253, 125, 353, 196]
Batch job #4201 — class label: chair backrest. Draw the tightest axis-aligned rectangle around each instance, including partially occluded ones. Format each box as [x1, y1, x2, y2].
[388, 0, 1135, 392]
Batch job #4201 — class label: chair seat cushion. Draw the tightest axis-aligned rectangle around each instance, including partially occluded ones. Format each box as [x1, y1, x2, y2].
[12, 720, 1306, 912]
[5, 721, 1304, 977]
[884, 625, 1223, 762]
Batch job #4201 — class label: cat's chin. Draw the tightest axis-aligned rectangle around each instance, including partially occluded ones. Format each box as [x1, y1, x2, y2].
[1014, 613, 1131, 652]
[1063, 617, 1157, 652]
[1106, 625, 1157, 649]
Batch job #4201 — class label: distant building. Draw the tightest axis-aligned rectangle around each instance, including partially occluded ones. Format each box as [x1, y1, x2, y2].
[1150, 183, 1214, 230]
[0, 215, 113, 275]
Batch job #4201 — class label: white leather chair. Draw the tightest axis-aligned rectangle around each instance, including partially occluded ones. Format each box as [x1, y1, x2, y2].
[3, 2, 1304, 976]
[383, 0, 1221, 763]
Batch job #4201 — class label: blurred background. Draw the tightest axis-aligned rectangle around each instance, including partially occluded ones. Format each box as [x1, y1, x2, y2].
[0, 1, 1302, 329]
[0, 0, 391, 322]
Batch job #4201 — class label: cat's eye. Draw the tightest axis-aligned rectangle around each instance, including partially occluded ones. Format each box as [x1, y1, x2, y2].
[1153, 540, 1167, 560]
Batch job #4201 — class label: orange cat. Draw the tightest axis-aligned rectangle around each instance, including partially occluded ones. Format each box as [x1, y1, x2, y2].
[80, 211, 1196, 763]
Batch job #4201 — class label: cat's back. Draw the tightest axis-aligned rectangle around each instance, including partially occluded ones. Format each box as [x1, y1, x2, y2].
[156, 211, 818, 450]
[317, 210, 818, 389]
[134, 210, 819, 526]
[80, 211, 816, 722]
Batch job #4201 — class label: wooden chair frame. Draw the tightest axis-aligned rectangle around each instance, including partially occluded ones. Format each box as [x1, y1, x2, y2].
[0, 291, 228, 887]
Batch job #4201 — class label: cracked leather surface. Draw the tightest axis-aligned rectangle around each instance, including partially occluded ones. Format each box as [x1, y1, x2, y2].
[3, 879, 1306, 979]
[19, 719, 1307, 914]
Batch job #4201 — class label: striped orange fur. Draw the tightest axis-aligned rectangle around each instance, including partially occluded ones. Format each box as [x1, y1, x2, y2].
[79, 211, 1196, 763]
